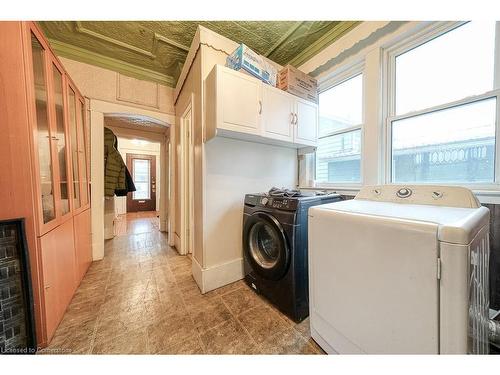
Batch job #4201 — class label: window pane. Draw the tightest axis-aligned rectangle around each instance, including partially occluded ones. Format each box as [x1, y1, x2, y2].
[395, 22, 496, 115]
[52, 64, 70, 216]
[68, 88, 81, 209]
[31, 34, 55, 223]
[78, 100, 89, 206]
[319, 74, 362, 136]
[392, 98, 496, 184]
[133, 159, 150, 199]
[316, 130, 361, 183]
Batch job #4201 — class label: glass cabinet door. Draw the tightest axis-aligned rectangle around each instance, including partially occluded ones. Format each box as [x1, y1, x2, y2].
[30, 33, 56, 224]
[77, 98, 89, 206]
[68, 86, 81, 210]
[51, 63, 70, 216]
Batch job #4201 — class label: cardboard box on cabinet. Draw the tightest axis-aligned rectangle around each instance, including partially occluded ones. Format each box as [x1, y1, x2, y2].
[226, 43, 277, 86]
[278, 64, 318, 103]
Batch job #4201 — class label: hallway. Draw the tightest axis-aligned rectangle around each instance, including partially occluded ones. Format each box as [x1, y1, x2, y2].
[42, 212, 323, 354]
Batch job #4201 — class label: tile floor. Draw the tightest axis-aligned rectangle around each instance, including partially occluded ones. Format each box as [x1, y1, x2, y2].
[41, 211, 324, 355]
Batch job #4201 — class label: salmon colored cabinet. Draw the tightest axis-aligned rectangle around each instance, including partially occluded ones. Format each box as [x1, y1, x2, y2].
[0, 21, 91, 347]
[73, 209, 92, 285]
[40, 218, 77, 341]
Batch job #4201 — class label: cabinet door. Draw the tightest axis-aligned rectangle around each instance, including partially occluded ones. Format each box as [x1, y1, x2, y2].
[77, 97, 89, 207]
[73, 209, 92, 284]
[67, 85, 81, 211]
[28, 31, 58, 227]
[40, 233, 59, 341]
[56, 218, 77, 308]
[220, 68, 262, 135]
[49, 60, 72, 218]
[40, 218, 76, 342]
[294, 98, 318, 146]
[262, 86, 294, 142]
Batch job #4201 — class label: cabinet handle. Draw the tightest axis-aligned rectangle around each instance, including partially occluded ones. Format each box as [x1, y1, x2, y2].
[294, 113, 298, 125]
[45, 285, 51, 289]
[258, 100, 262, 115]
[290, 113, 294, 124]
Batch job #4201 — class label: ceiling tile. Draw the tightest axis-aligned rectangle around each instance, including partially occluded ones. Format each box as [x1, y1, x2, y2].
[39, 21, 360, 87]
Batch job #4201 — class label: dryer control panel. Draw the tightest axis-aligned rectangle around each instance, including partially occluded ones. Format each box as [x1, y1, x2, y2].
[355, 185, 481, 208]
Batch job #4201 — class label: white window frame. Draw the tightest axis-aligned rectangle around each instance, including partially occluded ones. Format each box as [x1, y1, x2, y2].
[314, 60, 365, 189]
[382, 21, 500, 191]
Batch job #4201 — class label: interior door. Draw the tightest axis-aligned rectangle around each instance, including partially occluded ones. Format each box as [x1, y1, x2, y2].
[262, 86, 294, 142]
[126, 153, 156, 212]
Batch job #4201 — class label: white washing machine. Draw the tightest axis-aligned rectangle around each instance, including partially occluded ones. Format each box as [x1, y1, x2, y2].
[308, 185, 490, 354]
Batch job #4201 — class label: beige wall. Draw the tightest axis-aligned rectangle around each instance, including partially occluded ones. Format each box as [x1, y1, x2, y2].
[60, 57, 175, 115]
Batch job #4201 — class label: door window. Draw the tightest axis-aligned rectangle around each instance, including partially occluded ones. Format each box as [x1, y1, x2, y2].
[133, 159, 151, 200]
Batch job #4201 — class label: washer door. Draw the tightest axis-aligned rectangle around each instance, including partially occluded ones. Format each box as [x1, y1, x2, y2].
[243, 212, 290, 280]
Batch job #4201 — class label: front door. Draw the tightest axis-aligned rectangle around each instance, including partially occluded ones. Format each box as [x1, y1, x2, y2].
[126, 153, 156, 212]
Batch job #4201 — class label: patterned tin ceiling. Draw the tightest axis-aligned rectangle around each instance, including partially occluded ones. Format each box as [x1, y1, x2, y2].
[39, 21, 360, 87]
[104, 114, 168, 134]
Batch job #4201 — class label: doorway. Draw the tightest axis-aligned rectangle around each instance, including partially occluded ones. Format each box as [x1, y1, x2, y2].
[126, 153, 157, 212]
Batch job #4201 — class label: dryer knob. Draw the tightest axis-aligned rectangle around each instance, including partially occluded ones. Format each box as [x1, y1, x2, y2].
[261, 197, 269, 205]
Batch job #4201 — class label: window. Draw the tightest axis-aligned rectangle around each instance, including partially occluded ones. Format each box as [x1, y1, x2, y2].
[316, 72, 363, 184]
[388, 22, 499, 185]
[133, 159, 151, 200]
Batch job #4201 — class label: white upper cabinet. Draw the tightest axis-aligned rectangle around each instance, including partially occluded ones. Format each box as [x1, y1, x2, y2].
[262, 85, 295, 142]
[205, 65, 317, 148]
[294, 98, 318, 146]
[206, 65, 262, 137]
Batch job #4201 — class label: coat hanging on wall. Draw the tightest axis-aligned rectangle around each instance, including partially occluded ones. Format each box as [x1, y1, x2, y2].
[104, 127, 136, 197]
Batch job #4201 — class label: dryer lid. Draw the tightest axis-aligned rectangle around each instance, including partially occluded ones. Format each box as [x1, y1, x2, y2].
[311, 199, 489, 245]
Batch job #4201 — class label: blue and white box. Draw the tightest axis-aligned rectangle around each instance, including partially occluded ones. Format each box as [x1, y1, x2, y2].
[226, 43, 277, 86]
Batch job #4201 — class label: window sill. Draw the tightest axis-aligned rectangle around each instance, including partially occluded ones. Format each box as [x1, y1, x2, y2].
[299, 184, 361, 197]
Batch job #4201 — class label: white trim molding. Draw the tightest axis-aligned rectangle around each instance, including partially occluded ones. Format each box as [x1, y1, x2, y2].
[191, 256, 244, 294]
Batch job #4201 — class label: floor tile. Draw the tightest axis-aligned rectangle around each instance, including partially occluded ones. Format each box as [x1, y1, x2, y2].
[94, 305, 147, 342]
[93, 328, 149, 354]
[221, 286, 265, 316]
[199, 318, 258, 354]
[154, 336, 204, 355]
[146, 313, 199, 353]
[259, 328, 319, 354]
[46, 318, 96, 354]
[187, 297, 233, 333]
[238, 305, 290, 344]
[45, 211, 324, 355]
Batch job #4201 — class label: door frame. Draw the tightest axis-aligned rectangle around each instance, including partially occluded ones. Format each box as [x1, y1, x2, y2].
[88, 99, 173, 260]
[179, 99, 194, 256]
[126, 153, 157, 212]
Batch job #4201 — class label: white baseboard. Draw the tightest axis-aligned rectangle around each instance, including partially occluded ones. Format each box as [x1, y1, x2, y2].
[160, 219, 167, 232]
[91, 240, 104, 261]
[173, 233, 181, 252]
[191, 257, 244, 294]
[191, 257, 204, 291]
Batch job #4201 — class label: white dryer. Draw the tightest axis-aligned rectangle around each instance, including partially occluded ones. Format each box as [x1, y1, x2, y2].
[308, 185, 490, 354]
